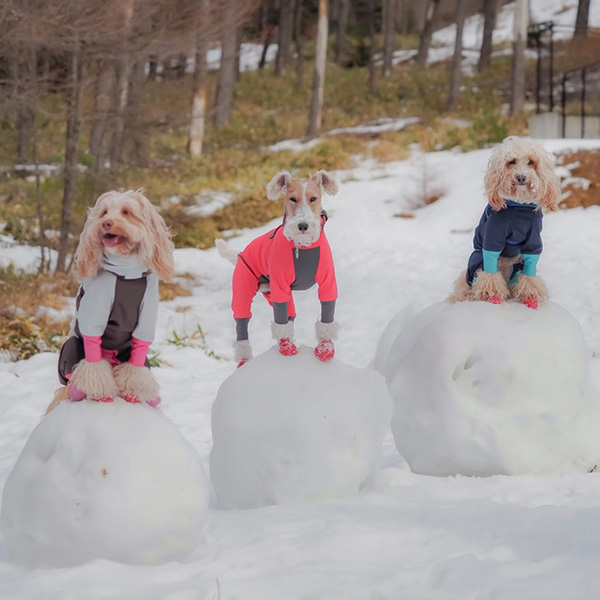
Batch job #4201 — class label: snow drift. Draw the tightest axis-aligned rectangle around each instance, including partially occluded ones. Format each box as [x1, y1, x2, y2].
[0, 401, 209, 567]
[378, 301, 600, 477]
[210, 346, 392, 509]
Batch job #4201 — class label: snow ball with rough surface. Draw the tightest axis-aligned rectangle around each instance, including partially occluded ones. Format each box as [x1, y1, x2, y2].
[210, 346, 392, 509]
[0, 400, 209, 567]
[378, 301, 600, 477]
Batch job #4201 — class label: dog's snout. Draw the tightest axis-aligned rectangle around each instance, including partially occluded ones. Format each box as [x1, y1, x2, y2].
[516, 174, 527, 185]
[298, 222, 309, 232]
[102, 219, 113, 231]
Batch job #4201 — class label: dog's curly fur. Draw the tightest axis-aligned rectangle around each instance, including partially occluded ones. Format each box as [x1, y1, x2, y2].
[46, 190, 174, 414]
[451, 137, 561, 304]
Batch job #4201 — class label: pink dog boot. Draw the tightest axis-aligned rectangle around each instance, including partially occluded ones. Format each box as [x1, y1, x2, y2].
[487, 295, 505, 305]
[315, 340, 335, 362]
[237, 358, 250, 368]
[279, 338, 298, 356]
[124, 394, 142, 405]
[146, 397, 162, 408]
[68, 383, 86, 402]
[92, 397, 114, 403]
[523, 298, 539, 310]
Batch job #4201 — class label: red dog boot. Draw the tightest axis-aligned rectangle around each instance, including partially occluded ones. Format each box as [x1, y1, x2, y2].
[92, 397, 114, 403]
[279, 338, 298, 356]
[523, 298, 539, 310]
[487, 295, 505, 305]
[315, 340, 335, 362]
[124, 394, 142, 404]
[237, 358, 249, 368]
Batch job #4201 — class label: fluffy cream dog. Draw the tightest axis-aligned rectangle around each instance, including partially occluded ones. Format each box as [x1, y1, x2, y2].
[46, 189, 174, 414]
[450, 136, 561, 308]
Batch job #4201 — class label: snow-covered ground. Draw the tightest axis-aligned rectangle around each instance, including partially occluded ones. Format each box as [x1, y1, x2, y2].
[2, 137, 600, 598]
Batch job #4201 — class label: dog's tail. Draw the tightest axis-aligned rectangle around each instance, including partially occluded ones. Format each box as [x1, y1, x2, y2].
[215, 238, 238, 266]
[44, 386, 70, 416]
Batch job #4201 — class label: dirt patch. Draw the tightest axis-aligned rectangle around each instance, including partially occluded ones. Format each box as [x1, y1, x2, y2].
[556, 150, 600, 209]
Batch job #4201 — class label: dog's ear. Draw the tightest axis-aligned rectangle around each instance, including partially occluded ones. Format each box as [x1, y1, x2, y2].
[267, 171, 292, 200]
[74, 197, 107, 279]
[484, 150, 506, 211]
[314, 170, 339, 196]
[537, 151, 561, 212]
[136, 191, 175, 282]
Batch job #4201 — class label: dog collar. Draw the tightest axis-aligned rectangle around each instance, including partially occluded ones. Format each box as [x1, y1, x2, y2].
[504, 200, 538, 209]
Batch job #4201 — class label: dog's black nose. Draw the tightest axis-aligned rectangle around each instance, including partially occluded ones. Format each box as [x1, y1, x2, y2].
[102, 219, 113, 231]
[516, 174, 527, 185]
[298, 222, 308, 232]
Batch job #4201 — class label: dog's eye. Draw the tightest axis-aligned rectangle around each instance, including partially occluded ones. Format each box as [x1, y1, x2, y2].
[122, 209, 130, 216]
[289, 197, 297, 203]
[310, 197, 317, 203]
[528, 159, 535, 166]
[508, 159, 516, 165]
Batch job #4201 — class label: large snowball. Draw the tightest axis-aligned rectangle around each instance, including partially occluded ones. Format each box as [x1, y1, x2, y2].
[210, 347, 392, 509]
[1, 401, 209, 567]
[380, 301, 600, 477]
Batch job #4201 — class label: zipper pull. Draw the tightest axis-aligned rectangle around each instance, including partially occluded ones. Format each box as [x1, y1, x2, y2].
[295, 247, 299, 259]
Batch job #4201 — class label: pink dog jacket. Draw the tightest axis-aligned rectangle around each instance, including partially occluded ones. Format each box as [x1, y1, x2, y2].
[232, 221, 337, 327]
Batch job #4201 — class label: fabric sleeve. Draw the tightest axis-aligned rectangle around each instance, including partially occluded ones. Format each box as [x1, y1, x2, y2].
[132, 272, 159, 342]
[521, 214, 544, 256]
[316, 237, 338, 302]
[76, 271, 117, 337]
[268, 239, 295, 304]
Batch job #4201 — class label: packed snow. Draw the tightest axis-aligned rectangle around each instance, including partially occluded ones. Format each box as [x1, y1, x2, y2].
[211, 347, 391, 509]
[378, 300, 600, 477]
[0, 400, 209, 567]
[3, 134, 600, 598]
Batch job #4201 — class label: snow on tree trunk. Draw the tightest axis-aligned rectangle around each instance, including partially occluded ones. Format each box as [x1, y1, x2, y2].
[377, 301, 600, 477]
[0, 401, 209, 567]
[308, 0, 328, 138]
[210, 347, 392, 509]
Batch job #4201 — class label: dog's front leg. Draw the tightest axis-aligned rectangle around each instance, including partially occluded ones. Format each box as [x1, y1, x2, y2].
[472, 271, 510, 304]
[315, 320, 339, 362]
[113, 363, 161, 407]
[510, 254, 548, 309]
[272, 321, 298, 356]
[69, 359, 120, 403]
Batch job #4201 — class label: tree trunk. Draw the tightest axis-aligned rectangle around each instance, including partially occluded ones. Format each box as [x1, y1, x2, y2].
[89, 59, 117, 162]
[276, 0, 294, 75]
[368, 0, 378, 95]
[109, 0, 135, 174]
[127, 58, 148, 166]
[478, 0, 499, 72]
[447, 0, 468, 111]
[383, 0, 397, 78]
[294, 0, 304, 87]
[259, 0, 277, 69]
[56, 45, 85, 274]
[574, 0, 591, 37]
[510, 0, 528, 116]
[335, 0, 349, 65]
[189, 6, 209, 158]
[416, 0, 441, 67]
[214, 3, 238, 129]
[307, 0, 328, 138]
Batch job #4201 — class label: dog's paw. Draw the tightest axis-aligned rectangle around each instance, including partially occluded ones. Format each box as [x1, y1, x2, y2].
[487, 295, 505, 305]
[511, 274, 549, 304]
[237, 358, 250, 368]
[70, 359, 119, 402]
[523, 298, 539, 310]
[279, 338, 298, 356]
[315, 340, 335, 362]
[472, 272, 509, 303]
[113, 363, 160, 407]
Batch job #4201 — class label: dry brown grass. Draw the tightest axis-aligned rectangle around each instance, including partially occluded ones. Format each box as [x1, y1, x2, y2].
[557, 150, 600, 209]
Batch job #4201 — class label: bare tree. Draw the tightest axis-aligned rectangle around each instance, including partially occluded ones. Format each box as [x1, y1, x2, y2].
[478, 0, 499, 71]
[89, 60, 117, 163]
[368, 0, 378, 95]
[294, 0, 305, 87]
[510, 0, 528, 116]
[416, 0, 441, 67]
[189, 0, 210, 158]
[574, 0, 591, 37]
[276, 0, 294, 75]
[335, 0, 350, 65]
[308, 0, 328, 138]
[447, 0, 469, 111]
[259, 0, 277, 69]
[383, 0, 397, 78]
[214, 1, 239, 129]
